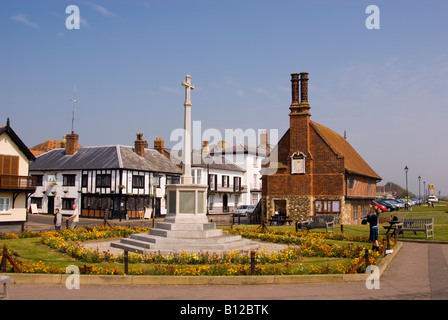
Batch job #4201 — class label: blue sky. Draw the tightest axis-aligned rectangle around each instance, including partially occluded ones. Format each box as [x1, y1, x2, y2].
[1, 0, 447, 196]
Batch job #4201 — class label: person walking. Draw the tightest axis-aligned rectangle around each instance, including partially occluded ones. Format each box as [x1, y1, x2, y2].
[67, 204, 79, 229]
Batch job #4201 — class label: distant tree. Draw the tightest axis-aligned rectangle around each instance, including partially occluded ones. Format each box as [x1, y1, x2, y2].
[384, 182, 416, 199]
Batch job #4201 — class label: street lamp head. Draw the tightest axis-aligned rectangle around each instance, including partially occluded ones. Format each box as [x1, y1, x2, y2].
[203, 153, 213, 165]
[404, 166, 408, 172]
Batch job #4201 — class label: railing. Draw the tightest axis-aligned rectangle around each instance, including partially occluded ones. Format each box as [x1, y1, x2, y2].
[209, 184, 248, 193]
[0, 175, 36, 191]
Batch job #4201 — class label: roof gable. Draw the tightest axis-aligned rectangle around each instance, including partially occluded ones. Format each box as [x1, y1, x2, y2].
[0, 122, 36, 161]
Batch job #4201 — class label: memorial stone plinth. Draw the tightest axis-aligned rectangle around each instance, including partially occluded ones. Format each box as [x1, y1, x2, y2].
[111, 75, 258, 253]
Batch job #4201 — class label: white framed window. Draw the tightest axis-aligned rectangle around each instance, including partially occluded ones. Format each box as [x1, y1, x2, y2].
[0, 198, 11, 213]
[192, 169, 202, 185]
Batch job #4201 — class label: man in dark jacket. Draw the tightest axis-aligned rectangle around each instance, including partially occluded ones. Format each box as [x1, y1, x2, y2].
[365, 206, 380, 251]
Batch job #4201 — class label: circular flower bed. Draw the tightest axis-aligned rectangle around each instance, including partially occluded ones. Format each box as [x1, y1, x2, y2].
[1, 226, 389, 275]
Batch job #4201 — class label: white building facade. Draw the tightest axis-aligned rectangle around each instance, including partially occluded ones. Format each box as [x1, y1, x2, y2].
[29, 133, 181, 219]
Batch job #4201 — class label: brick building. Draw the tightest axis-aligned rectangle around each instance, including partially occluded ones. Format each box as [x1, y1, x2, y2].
[261, 73, 381, 224]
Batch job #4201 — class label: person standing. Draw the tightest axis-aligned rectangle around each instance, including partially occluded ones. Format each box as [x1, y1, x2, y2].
[364, 205, 380, 251]
[67, 203, 79, 229]
[54, 208, 62, 231]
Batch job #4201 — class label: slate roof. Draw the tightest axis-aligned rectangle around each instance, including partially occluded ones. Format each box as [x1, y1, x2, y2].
[164, 149, 246, 173]
[119, 146, 182, 173]
[30, 145, 181, 174]
[215, 144, 269, 158]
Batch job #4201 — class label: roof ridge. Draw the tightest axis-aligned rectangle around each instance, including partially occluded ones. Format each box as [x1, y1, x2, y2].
[116, 145, 123, 168]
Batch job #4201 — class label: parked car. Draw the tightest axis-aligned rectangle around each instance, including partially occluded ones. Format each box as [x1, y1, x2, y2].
[233, 205, 256, 217]
[371, 201, 387, 212]
[386, 199, 404, 209]
[376, 199, 398, 212]
[428, 196, 438, 203]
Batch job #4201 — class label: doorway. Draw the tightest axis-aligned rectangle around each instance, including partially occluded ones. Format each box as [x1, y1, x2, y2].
[113, 196, 127, 220]
[223, 193, 229, 212]
[273, 199, 287, 216]
[47, 196, 55, 215]
[153, 197, 161, 218]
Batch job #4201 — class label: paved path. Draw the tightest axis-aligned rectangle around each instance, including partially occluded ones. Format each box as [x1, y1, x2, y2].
[0, 213, 158, 234]
[7, 242, 448, 300]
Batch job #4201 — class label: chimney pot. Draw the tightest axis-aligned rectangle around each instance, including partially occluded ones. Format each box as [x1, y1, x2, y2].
[154, 137, 164, 154]
[300, 72, 309, 104]
[290, 73, 300, 105]
[260, 130, 268, 147]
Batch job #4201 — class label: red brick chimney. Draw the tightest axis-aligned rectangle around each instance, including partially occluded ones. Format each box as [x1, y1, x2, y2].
[65, 132, 79, 155]
[299, 72, 310, 107]
[290, 73, 300, 107]
[135, 132, 148, 157]
[154, 137, 164, 154]
[289, 72, 311, 158]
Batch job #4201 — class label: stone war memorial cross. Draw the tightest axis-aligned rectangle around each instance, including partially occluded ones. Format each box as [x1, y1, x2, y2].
[111, 75, 258, 253]
[181, 75, 194, 185]
[165, 74, 208, 224]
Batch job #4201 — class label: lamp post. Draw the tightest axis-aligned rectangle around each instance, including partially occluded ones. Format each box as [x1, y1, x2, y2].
[404, 166, 408, 210]
[151, 175, 162, 228]
[203, 154, 213, 216]
[423, 181, 426, 203]
[418, 176, 421, 206]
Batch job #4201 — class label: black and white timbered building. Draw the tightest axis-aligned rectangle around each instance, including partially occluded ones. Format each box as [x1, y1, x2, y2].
[29, 132, 181, 219]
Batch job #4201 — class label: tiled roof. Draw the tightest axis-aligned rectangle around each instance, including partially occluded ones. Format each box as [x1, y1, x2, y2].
[30, 145, 181, 174]
[311, 121, 381, 180]
[30, 139, 83, 157]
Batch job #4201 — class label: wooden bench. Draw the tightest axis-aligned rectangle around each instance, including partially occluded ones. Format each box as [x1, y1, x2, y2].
[400, 218, 434, 239]
[268, 216, 293, 226]
[301, 214, 335, 233]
